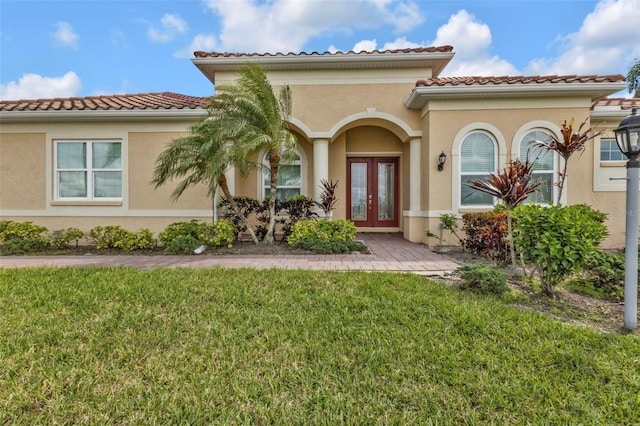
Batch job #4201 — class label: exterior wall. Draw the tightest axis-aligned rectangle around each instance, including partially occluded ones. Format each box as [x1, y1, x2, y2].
[328, 133, 348, 220]
[128, 131, 210, 210]
[419, 98, 627, 248]
[290, 84, 421, 136]
[0, 133, 46, 210]
[0, 120, 219, 234]
[1, 68, 632, 249]
[582, 119, 628, 248]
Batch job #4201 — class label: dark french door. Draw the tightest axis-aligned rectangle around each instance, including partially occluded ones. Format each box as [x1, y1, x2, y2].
[347, 157, 399, 227]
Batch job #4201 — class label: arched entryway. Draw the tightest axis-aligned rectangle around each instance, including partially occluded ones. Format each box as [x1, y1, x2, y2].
[341, 125, 404, 229]
[347, 156, 399, 227]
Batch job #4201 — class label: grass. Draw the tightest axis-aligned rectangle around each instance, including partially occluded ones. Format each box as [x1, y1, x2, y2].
[1, 267, 639, 424]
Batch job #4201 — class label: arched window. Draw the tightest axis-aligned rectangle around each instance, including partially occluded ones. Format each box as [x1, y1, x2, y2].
[460, 132, 496, 206]
[262, 150, 302, 200]
[519, 129, 556, 204]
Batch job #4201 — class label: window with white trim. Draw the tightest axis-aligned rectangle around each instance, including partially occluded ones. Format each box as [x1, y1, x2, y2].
[519, 129, 555, 204]
[600, 138, 625, 161]
[55, 140, 122, 200]
[262, 150, 301, 200]
[460, 131, 496, 206]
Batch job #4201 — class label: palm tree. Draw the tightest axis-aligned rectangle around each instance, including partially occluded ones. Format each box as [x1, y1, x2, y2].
[151, 116, 260, 244]
[210, 63, 297, 244]
[628, 59, 640, 97]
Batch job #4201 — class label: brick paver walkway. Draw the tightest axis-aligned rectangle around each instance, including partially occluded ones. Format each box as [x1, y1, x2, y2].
[0, 233, 461, 275]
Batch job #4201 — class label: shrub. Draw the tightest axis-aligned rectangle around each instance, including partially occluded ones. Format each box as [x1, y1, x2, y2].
[512, 204, 608, 296]
[0, 221, 50, 254]
[87, 225, 131, 250]
[457, 264, 508, 295]
[197, 220, 236, 248]
[159, 220, 234, 253]
[159, 221, 201, 246]
[279, 196, 318, 240]
[292, 239, 368, 254]
[568, 249, 626, 300]
[218, 196, 260, 234]
[115, 229, 156, 252]
[163, 235, 200, 255]
[288, 219, 357, 245]
[0, 220, 48, 243]
[462, 212, 510, 263]
[288, 219, 362, 253]
[48, 227, 85, 249]
[0, 238, 49, 255]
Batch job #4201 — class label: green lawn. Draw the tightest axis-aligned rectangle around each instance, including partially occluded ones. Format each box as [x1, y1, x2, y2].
[1, 267, 638, 424]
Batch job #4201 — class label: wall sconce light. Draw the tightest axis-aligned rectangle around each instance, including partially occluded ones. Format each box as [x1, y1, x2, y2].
[437, 151, 447, 171]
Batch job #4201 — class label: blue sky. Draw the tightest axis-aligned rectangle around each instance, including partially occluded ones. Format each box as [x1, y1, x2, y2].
[1, 0, 638, 100]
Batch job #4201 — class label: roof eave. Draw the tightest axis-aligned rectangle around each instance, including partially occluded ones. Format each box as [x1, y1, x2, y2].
[404, 81, 627, 109]
[192, 52, 455, 85]
[0, 108, 207, 123]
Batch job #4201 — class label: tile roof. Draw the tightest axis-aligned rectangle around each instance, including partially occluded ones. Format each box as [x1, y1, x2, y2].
[0, 92, 209, 112]
[193, 45, 454, 58]
[415, 74, 626, 87]
[592, 97, 640, 109]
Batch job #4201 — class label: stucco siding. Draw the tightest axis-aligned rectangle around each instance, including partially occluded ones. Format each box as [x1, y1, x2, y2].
[0, 133, 46, 210]
[128, 132, 211, 211]
[290, 84, 421, 135]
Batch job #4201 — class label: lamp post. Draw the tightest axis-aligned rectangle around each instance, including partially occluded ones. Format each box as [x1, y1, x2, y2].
[614, 107, 640, 330]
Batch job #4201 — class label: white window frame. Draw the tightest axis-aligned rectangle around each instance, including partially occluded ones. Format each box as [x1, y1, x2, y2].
[518, 128, 558, 205]
[459, 131, 498, 208]
[260, 148, 306, 201]
[599, 138, 626, 162]
[54, 140, 123, 201]
[451, 122, 507, 214]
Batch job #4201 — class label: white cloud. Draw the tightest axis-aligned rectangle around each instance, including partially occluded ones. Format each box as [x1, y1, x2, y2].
[198, 0, 424, 53]
[351, 37, 421, 52]
[148, 13, 188, 43]
[52, 22, 79, 50]
[432, 10, 518, 77]
[0, 72, 82, 100]
[174, 34, 217, 58]
[353, 39, 378, 53]
[526, 0, 640, 75]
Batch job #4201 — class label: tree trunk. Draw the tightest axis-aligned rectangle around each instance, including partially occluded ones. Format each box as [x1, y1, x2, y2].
[507, 213, 517, 269]
[556, 160, 569, 205]
[264, 150, 280, 245]
[218, 174, 259, 245]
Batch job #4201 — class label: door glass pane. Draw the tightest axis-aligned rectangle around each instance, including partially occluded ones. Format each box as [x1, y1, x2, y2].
[350, 163, 367, 221]
[378, 162, 394, 221]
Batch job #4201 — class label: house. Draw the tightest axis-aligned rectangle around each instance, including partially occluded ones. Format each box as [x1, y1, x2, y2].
[1, 46, 638, 248]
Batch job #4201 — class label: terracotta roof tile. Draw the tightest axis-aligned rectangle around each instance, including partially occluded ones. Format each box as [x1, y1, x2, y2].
[415, 74, 626, 87]
[193, 45, 454, 58]
[0, 92, 209, 112]
[592, 97, 640, 109]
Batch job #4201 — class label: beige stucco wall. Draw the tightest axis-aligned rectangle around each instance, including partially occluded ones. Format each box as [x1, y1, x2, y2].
[128, 132, 210, 210]
[420, 99, 628, 248]
[0, 119, 222, 234]
[290, 84, 421, 135]
[1, 73, 632, 248]
[329, 133, 347, 220]
[0, 133, 46, 210]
